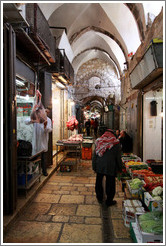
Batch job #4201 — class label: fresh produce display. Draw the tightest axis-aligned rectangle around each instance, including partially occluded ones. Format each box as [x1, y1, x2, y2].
[131, 169, 154, 179]
[129, 178, 144, 189]
[144, 175, 163, 192]
[152, 186, 163, 196]
[125, 161, 147, 166]
[138, 211, 163, 234]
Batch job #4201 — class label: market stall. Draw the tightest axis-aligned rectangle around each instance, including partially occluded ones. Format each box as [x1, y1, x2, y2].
[56, 134, 83, 171]
[119, 153, 163, 243]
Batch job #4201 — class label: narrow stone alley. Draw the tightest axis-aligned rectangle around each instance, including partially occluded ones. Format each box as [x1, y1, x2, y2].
[4, 157, 133, 244]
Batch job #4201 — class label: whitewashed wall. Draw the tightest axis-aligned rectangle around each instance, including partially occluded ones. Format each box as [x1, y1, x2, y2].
[52, 85, 61, 149]
[143, 90, 163, 161]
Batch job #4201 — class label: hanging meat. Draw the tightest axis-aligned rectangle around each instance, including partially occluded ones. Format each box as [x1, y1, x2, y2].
[30, 90, 47, 123]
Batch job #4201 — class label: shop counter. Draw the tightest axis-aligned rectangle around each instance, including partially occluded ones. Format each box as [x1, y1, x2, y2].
[56, 141, 82, 171]
[17, 150, 43, 196]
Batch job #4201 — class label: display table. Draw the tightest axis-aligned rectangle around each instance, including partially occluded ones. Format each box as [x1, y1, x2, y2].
[17, 150, 43, 196]
[56, 141, 82, 171]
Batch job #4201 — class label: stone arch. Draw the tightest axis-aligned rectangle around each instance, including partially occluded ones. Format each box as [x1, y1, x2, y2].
[125, 3, 146, 41]
[70, 26, 128, 62]
[73, 47, 121, 76]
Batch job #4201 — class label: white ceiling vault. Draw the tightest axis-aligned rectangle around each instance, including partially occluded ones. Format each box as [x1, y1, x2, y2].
[38, 1, 163, 107]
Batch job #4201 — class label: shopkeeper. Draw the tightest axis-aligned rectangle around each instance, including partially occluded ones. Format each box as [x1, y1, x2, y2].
[25, 107, 52, 176]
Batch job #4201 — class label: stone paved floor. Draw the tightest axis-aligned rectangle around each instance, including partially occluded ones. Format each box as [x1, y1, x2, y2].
[3, 159, 133, 244]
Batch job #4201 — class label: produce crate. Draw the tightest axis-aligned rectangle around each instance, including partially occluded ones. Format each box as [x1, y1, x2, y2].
[126, 162, 148, 173]
[144, 192, 163, 211]
[122, 156, 141, 164]
[126, 180, 145, 199]
[82, 147, 92, 160]
[130, 222, 143, 243]
[122, 199, 145, 227]
[135, 213, 163, 243]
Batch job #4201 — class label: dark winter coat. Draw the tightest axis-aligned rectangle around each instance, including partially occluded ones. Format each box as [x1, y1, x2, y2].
[92, 143, 122, 176]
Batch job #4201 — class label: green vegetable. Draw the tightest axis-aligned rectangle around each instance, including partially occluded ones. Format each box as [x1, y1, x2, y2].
[130, 178, 143, 189]
[153, 196, 162, 201]
[139, 211, 163, 234]
[139, 211, 163, 222]
[152, 186, 163, 196]
[140, 220, 163, 234]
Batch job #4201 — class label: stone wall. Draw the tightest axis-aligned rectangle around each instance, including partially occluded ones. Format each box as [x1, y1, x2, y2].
[74, 58, 121, 105]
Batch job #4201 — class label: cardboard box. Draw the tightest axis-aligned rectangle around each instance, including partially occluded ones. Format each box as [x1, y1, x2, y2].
[122, 199, 145, 227]
[144, 192, 163, 211]
[130, 222, 143, 243]
[135, 213, 163, 243]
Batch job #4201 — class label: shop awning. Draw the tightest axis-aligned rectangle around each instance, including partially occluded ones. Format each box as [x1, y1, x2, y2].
[130, 41, 163, 89]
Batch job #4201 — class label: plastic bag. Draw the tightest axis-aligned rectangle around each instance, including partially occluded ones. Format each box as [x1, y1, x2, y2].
[30, 90, 47, 124]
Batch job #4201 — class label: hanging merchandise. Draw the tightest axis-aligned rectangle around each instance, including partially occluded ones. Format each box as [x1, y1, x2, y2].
[30, 90, 47, 123]
[66, 116, 79, 131]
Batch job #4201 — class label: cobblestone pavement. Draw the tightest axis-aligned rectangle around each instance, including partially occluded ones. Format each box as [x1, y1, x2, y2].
[3, 159, 133, 244]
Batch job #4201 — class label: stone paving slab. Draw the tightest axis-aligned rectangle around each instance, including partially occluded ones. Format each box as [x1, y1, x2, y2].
[59, 223, 102, 243]
[48, 204, 77, 216]
[33, 193, 61, 203]
[59, 195, 84, 204]
[76, 204, 100, 217]
[4, 221, 62, 243]
[18, 202, 51, 221]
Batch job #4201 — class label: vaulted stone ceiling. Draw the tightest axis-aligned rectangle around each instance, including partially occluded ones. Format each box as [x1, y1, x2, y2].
[38, 2, 163, 108]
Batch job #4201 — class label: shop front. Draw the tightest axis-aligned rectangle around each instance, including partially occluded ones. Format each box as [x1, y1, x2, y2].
[130, 40, 163, 161]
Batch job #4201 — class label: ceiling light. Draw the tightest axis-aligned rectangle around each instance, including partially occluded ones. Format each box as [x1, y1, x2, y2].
[16, 79, 25, 87]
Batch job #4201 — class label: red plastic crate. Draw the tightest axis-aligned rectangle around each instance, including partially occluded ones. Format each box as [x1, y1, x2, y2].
[82, 147, 92, 160]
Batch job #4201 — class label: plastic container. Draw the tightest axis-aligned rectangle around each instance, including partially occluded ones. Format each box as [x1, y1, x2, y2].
[82, 147, 92, 160]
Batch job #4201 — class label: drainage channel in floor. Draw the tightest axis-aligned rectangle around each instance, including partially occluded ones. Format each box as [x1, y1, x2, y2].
[101, 203, 114, 243]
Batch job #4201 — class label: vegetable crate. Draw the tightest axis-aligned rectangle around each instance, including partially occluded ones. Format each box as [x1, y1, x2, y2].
[134, 213, 163, 243]
[144, 192, 163, 212]
[122, 155, 141, 164]
[122, 199, 145, 227]
[126, 180, 145, 199]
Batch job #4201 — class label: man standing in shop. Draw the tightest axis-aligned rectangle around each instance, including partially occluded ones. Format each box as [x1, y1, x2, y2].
[26, 107, 52, 176]
[92, 129, 122, 206]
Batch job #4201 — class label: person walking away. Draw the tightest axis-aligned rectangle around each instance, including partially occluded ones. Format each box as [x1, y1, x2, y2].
[85, 119, 91, 136]
[92, 129, 122, 206]
[93, 118, 98, 138]
[118, 130, 133, 153]
[115, 129, 120, 138]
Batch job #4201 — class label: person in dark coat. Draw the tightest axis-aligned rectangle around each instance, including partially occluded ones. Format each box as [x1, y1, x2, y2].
[118, 130, 133, 153]
[85, 119, 91, 136]
[92, 129, 122, 206]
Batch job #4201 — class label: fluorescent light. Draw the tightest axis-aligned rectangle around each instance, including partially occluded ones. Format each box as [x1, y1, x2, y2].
[16, 79, 25, 86]
[58, 76, 67, 84]
[56, 81, 66, 89]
